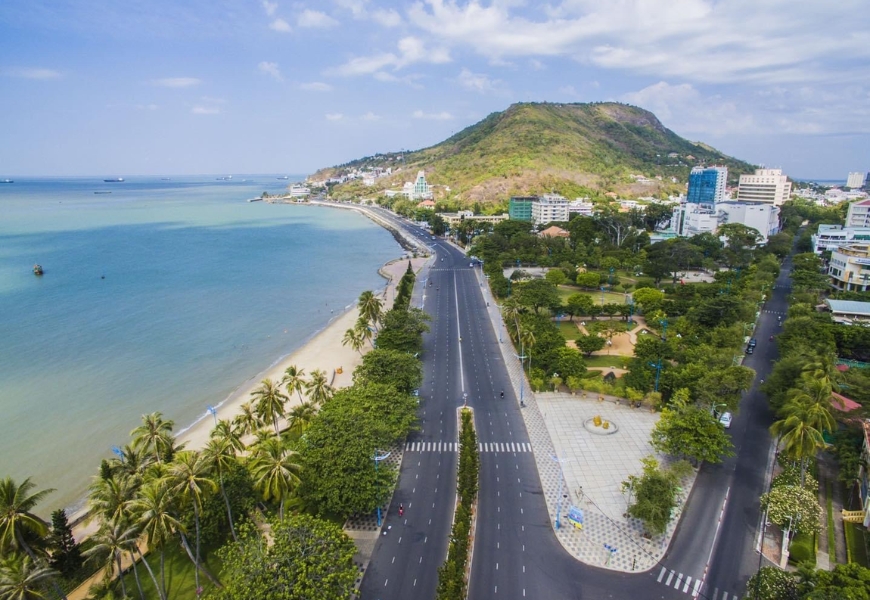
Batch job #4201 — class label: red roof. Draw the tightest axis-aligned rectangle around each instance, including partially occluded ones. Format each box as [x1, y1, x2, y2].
[836, 364, 850, 372]
[831, 392, 861, 412]
[854, 199, 870, 206]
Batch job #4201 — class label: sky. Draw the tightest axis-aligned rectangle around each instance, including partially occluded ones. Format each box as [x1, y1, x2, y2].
[1, 0, 868, 180]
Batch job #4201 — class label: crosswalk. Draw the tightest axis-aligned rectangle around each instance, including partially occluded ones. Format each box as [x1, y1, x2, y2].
[762, 309, 787, 316]
[655, 567, 738, 599]
[403, 441, 533, 453]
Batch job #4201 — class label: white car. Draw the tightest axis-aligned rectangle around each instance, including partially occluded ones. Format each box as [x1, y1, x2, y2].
[719, 411, 733, 428]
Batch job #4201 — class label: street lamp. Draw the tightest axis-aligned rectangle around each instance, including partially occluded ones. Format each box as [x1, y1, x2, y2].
[514, 351, 528, 406]
[373, 451, 391, 527]
[207, 405, 218, 427]
[711, 403, 727, 418]
[551, 455, 571, 529]
[648, 359, 663, 392]
[659, 318, 668, 341]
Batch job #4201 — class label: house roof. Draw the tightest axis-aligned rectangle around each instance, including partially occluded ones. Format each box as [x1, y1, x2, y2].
[416, 199, 436, 208]
[831, 392, 862, 412]
[853, 199, 870, 206]
[825, 299, 870, 317]
[539, 226, 570, 238]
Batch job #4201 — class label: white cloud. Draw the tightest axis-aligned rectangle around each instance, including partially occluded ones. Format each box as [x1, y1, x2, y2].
[361, 111, 381, 121]
[298, 9, 339, 28]
[371, 8, 402, 27]
[135, 104, 159, 111]
[262, 0, 278, 16]
[529, 59, 546, 71]
[300, 81, 333, 91]
[258, 61, 283, 81]
[329, 36, 450, 76]
[325, 113, 344, 121]
[3, 67, 62, 80]
[413, 110, 454, 120]
[153, 77, 201, 88]
[457, 68, 498, 93]
[269, 18, 292, 32]
[334, 0, 367, 18]
[192, 106, 221, 115]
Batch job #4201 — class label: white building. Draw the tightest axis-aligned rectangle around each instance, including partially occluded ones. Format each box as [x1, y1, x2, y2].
[289, 184, 310, 198]
[812, 224, 870, 253]
[737, 168, 792, 206]
[398, 170, 432, 201]
[671, 204, 719, 237]
[828, 244, 870, 292]
[716, 202, 780, 243]
[567, 199, 594, 217]
[847, 200, 870, 228]
[531, 194, 569, 225]
[847, 172, 867, 189]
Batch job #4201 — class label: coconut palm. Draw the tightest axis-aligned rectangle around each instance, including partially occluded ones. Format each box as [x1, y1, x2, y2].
[342, 327, 365, 355]
[0, 478, 54, 561]
[88, 473, 138, 528]
[0, 554, 60, 600]
[520, 328, 536, 375]
[251, 379, 288, 436]
[770, 415, 825, 485]
[782, 377, 836, 435]
[286, 402, 317, 435]
[128, 481, 180, 600]
[83, 522, 139, 600]
[358, 290, 383, 332]
[355, 317, 374, 348]
[130, 413, 175, 465]
[281, 365, 306, 404]
[249, 437, 302, 520]
[165, 451, 219, 590]
[108, 444, 154, 485]
[306, 369, 334, 406]
[231, 401, 261, 437]
[203, 421, 245, 542]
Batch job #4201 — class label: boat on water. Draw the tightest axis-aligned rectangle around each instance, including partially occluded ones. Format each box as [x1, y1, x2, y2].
[277, 176, 289, 180]
[103, 178, 124, 182]
[94, 191, 112, 194]
[216, 175, 233, 181]
[1, 179, 13, 183]
[33, 264, 44, 276]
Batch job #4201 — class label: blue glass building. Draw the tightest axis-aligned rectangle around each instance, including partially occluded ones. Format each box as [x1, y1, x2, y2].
[687, 166, 727, 207]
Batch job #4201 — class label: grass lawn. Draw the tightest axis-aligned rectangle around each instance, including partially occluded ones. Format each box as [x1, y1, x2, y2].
[827, 483, 836, 560]
[845, 521, 870, 567]
[558, 321, 582, 341]
[555, 286, 629, 306]
[118, 544, 224, 600]
[584, 355, 629, 369]
[585, 320, 632, 335]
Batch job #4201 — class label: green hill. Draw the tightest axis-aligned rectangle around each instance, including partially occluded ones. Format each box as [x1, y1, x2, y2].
[311, 102, 756, 204]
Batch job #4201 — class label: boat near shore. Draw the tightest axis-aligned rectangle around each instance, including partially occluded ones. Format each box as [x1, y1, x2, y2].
[94, 191, 112, 194]
[103, 178, 124, 183]
[33, 264, 44, 276]
[1, 179, 13, 183]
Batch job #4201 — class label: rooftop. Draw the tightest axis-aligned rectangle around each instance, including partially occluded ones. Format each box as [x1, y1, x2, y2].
[825, 299, 870, 317]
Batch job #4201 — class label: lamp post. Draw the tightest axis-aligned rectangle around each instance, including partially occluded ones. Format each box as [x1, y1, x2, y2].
[600, 286, 606, 306]
[514, 350, 528, 406]
[551, 455, 571, 530]
[207, 405, 218, 427]
[648, 359, 663, 392]
[659, 318, 668, 341]
[373, 450, 391, 527]
[711, 403, 727, 418]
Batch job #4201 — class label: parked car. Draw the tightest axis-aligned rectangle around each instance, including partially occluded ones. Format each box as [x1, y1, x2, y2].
[746, 346, 754, 355]
[719, 411, 733, 428]
[748, 338, 757, 348]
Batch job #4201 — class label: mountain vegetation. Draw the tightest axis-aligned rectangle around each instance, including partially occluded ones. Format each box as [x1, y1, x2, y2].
[312, 102, 757, 204]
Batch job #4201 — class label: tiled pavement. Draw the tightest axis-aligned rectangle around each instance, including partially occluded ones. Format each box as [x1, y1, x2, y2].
[477, 276, 699, 573]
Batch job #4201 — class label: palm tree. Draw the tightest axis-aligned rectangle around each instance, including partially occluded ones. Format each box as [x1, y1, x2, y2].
[129, 481, 180, 600]
[249, 437, 302, 520]
[0, 554, 60, 600]
[306, 369, 334, 406]
[251, 379, 288, 436]
[165, 451, 219, 590]
[342, 327, 365, 355]
[358, 290, 383, 332]
[286, 402, 317, 435]
[355, 318, 374, 348]
[0, 478, 54, 561]
[520, 328, 536, 376]
[770, 415, 825, 485]
[130, 413, 175, 465]
[83, 522, 139, 600]
[782, 377, 836, 435]
[88, 473, 138, 528]
[109, 444, 154, 485]
[203, 421, 245, 541]
[231, 401, 261, 437]
[281, 365, 306, 404]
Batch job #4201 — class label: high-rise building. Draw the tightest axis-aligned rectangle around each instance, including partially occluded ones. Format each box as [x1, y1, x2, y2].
[411, 170, 432, 200]
[847, 172, 867, 189]
[828, 243, 870, 292]
[509, 196, 535, 222]
[846, 200, 870, 228]
[716, 202, 780, 243]
[737, 169, 792, 206]
[530, 194, 569, 226]
[687, 166, 728, 207]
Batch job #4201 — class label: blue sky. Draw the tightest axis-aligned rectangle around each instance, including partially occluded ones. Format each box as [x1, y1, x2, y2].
[1, 0, 868, 179]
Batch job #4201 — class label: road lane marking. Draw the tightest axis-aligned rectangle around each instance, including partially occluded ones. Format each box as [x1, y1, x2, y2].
[657, 567, 666, 582]
[665, 571, 674, 585]
[674, 573, 683, 588]
[692, 578, 702, 597]
[683, 576, 692, 592]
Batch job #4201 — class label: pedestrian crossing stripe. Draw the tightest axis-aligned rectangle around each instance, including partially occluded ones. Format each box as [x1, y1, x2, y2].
[403, 442, 532, 453]
[656, 567, 736, 598]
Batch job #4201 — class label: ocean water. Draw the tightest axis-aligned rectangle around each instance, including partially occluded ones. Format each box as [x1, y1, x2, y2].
[0, 176, 400, 512]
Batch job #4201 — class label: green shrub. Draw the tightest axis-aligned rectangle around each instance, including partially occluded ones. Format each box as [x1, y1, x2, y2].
[788, 532, 815, 564]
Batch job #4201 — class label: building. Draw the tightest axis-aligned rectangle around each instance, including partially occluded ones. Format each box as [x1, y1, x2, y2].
[289, 184, 310, 198]
[737, 168, 792, 206]
[567, 199, 595, 217]
[812, 225, 870, 253]
[716, 202, 780, 243]
[441, 210, 509, 227]
[848, 172, 867, 189]
[824, 299, 870, 322]
[509, 196, 536, 222]
[687, 166, 728, 207]
[398, 171, 432, 201]
[538, 225, 570, 238]
[416, 199, 436, 209]
[847, 200, 870, 228]
[827, 244, 870, 292]
[531, 194, 569, 226]
[671, 204, 719, 237]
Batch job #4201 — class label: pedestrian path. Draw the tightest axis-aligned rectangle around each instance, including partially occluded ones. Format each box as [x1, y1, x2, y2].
[762, 309, 787, 316]
[656, 566, 703, 597]
[403, 441, 533, 453]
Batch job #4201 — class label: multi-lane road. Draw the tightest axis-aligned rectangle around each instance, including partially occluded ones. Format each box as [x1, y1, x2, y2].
[357, 208, 788, 600]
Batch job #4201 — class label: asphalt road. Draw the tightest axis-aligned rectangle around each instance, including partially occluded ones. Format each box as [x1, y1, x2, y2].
[358, 209, 789, 600]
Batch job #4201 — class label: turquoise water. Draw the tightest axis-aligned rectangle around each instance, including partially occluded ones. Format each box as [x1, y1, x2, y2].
[0, 176, 399, 512]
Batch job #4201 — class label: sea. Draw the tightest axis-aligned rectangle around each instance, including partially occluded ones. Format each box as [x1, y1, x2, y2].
[0, 176, 401, 513]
